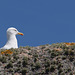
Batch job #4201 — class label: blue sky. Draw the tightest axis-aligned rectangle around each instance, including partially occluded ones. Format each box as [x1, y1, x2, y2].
[0, 0, 75, 47]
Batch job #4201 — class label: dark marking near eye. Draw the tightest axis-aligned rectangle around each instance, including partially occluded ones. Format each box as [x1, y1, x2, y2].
[14, 30, 17, 31]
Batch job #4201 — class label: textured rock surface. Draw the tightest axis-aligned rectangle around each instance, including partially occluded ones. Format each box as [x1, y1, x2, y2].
[0, 43, 75, 75]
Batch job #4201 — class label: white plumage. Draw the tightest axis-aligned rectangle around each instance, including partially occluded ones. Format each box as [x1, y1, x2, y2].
[0, 27, 24, 49]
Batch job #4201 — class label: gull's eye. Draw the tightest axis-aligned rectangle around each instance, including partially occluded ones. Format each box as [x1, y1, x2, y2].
[14, 30, 17, 31]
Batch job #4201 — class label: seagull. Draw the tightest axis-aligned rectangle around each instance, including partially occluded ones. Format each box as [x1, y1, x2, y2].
[0, 27, 24, 49]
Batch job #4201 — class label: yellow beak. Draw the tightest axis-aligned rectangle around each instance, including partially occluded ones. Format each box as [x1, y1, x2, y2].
[18, 32, 24, 36]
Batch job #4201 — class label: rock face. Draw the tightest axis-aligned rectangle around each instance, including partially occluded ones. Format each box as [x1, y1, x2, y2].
[0, 43, 75, 75]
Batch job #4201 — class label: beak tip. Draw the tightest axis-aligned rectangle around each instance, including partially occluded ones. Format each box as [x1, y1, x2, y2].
[21, 34, 24, 36]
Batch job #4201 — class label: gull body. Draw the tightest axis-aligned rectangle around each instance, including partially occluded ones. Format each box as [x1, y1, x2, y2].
[0, 27, 23, 49]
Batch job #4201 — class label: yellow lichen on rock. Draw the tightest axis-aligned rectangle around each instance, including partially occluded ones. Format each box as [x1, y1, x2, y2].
[1, 50, 13, 54]
[64, 42, 75, 46]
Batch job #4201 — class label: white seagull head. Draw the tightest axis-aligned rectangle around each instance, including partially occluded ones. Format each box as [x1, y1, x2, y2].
[0, 27, 24, 49]
[7, 27, 24, 36]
